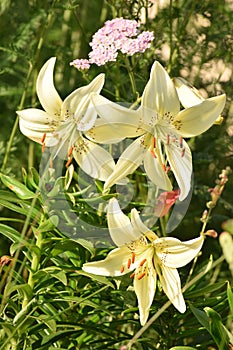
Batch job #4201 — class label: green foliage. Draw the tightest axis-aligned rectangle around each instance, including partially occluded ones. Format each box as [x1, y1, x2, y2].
[0, 0, 233, 349]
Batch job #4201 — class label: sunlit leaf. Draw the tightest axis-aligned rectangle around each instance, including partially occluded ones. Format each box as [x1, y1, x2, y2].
[169, 347, 196, 350]
[76, 270, 115, 288]
[204, 307, 230, 350]
[227, 282, 233, 317]
[0, 173, 35, 199]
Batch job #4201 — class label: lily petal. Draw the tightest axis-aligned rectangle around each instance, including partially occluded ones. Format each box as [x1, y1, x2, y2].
[174, 94, 226, 138]
[73, 138, 115, 181]
[90, 94, 142, 142]
[86, 116, 144, 144]
[104, 136, 147, 190]
[158, 265, 186, 313]
[19, 123, 54, 144]
[61, 74, 105, 131]
[36, 57, 62, 116]
[155, 235, 204, 268]
[142, 61, 180, 117]
[134, 263, 157, 325]
[130, 208, 152, 237]
[144, 150, 173, 192]
[173, 77, 204, 108]
[165, 138, 192, 201]
[82, 245, 134, 276]
[107, 198, 140, 245]
[17, 108, 58, 125]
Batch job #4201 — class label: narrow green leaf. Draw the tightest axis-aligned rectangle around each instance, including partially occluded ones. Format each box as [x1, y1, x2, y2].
[204, 307, 230, 350]
[37, 314, 56, 333]
[0, 173, 35, 199]
[76, 270, 115, 288]
[35, 267, 67, 286]
[0, 198, 39, 219]
[227, 282, 233, 318]
[76, 238, 95, 255]
[35, 216, 59, 233]
[186, 281, 227, 298]
[189, 304, 210, 332]
[5, 283, 33, 300]
[169, 347, 196, 350]
[0, 223, 25, 244]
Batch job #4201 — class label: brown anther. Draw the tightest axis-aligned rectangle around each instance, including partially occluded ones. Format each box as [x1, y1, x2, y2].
[150, 149, 157, 158]
[41, 133, 46, 144]
[166, 134, 170, 145]
[162, 164, 166, 171]
[130, 272, 135, 279]
[181, 148, 185, 157]
[152, 136, 156, 149]
[139, 258, 147, 266]
[131, 252, 136, 264]
[137, 272, 146, 280]
[120, 266, 125, 273]
[127, 258, 132, 269]
[42, 143, 46, 153]
[68, 146, 73, 157]
[65, 157, 73, 167]
[179, 136, 183, 148]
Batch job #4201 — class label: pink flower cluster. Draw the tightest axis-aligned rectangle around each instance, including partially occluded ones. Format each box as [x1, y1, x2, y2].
[70, 18, 154, 70]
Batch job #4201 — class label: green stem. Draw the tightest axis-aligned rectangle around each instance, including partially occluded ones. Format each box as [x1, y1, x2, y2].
[22, 231, 43, 309]
[124, 56, 138, 99]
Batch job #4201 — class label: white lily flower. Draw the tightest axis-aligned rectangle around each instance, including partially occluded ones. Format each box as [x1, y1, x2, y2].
[89, 61, 226, 200]
[83, 198, 205, 325]
[17, 57, 115, 181]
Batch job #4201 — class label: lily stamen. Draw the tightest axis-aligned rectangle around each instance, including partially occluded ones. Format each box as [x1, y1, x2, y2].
[68, 146, 73, 157]
[139, 258, 147, 266]
[179, 136, 183, 148]
[137, 272, 146, 280]
[41, 133, 46, 144]
[65, 157, 73, 167]
[131, 252, 136, 264]
[127, 258, 132, 269]
[120, 266, 125, 273]
[181, 148, 185, 157]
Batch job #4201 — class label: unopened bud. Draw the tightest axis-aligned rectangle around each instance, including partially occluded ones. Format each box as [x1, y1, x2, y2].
[206, 201, 215, 209]
[200, 209, 208, 222]
[205, 230, 218, 238]
[0, 255, 12, 267]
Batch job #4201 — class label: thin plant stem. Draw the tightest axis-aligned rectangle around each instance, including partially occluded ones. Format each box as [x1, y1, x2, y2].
[124, 56, 138, 99]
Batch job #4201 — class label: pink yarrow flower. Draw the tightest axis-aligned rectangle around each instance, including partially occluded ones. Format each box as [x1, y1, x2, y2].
[70, 59, 90, 70]
[70, 18, 154, 69]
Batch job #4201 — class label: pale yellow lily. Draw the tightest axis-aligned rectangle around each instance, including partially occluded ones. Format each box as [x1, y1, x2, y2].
[83, 198, 205, 325]
[89, 61, 226, 200]
[17, 57, 115, 181]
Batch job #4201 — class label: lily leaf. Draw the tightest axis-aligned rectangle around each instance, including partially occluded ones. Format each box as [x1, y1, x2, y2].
[227, 282, 233, 317]
[0, 173, 35, 199]
[204, 307, 230, 350]
[169, 347, 196, 350]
